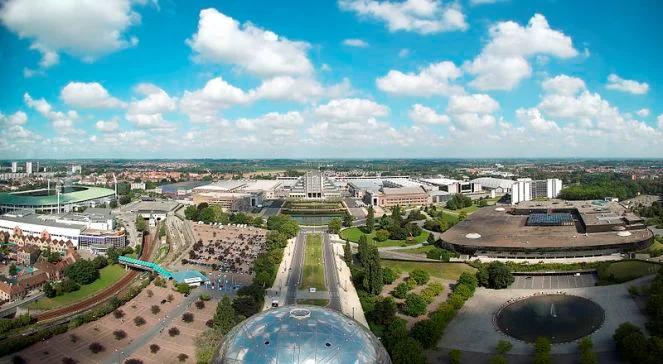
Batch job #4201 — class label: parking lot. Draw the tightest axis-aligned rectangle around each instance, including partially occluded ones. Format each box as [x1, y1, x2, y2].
[510, 272, 598, 289]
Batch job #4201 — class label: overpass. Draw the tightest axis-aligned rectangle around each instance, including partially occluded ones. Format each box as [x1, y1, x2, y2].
[118, 256, 174, 279]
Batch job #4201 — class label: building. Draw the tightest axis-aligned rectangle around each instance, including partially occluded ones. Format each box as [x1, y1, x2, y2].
[25, 162, 33, 175]
[288, 171, 341, 200]
[0, 186, 116, 214]
[470, 177, 515, 195]
[11, 162, 17, 173]
[0, 271, 48, 301]
[420, 178, 482, 194]
[70, 165, 82, 174]
[511, 178, 563, 205]
[16, 245, 40, 266]
[130, 182, 146, 190]
[366, 186, 430, 207]
[193, 192, 252, 211]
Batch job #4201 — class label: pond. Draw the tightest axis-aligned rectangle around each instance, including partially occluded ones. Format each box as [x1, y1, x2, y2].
[495, 294, 605, 343]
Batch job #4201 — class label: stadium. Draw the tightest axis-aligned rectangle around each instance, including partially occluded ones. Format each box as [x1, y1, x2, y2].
[0, 186, 116, 214]
[439, 199, 654, 259]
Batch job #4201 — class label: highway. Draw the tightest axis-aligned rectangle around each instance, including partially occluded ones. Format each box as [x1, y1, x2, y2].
[284, 232, 305, 305]
[322, 233, 342, 311]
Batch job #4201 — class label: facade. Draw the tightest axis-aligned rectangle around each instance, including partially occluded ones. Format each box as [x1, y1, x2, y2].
[0, 271, 48, 301]
[511, 178, 563, 205]
[367, 186, 430, 207]
[192, 192, 252, 211]
[11, 161, 17, 173]
[16, 245, 40, 265]
[420, 178, 481, 194]
[0, 186, 116, 214]
[25, 162, 33, 175]
[130, 182, 146, 190]
[288, 171, 341, 200]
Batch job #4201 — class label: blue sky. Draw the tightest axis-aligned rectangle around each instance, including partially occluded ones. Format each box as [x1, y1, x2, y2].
[0, 0, 661, 159]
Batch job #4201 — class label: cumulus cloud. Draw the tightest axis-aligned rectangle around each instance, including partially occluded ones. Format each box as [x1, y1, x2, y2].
[0, 0, 144, 73]
[516, 107, 560, 132]
[338, 0, 467, 34]
[376, 61, 464, 96]
[464, 14, 578, 90]
[315, 98, 389, 123]
[541, 74, 586, 96]
[187, 8, 313, 77]
[96, 118, 120, 133]
[0, 111, 28, 126]
[61, 82, 126, 109]
[658, 115, 663, 130]
[408, 104, 449, 125]
[343, 38, 369, 47]
[636, 108, 650, 118]
[235, 111, 304, 139]
[24, 93, 81, 134]
[125, 84, 177, 130]
[446, 94, 499, 130]
[606, 74, 649, 95]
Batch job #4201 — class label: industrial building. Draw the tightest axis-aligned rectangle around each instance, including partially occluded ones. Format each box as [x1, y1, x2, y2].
[511, 178, 563, 204]
[0, 186, 116, 214]
[287, 171, 341, 200]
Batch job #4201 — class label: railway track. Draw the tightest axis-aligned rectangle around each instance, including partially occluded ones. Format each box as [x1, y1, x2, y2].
[36, 233, 156, 322]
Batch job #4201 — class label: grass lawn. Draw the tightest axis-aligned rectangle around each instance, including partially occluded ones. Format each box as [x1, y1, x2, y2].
[300, 234, 326, 290]
[597, 260, 661, 283]
[297, 299, 329, 307]
[638, 238, 663, 257]
[29, 264, 127, 311]
[397, 245, 436, 255]
[339, 227, 429, 247]
[381, 260, 476, 281]
[443, 204, 480, 216]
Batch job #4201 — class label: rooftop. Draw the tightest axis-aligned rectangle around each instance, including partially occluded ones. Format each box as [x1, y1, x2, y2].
[0, 186, 115, 207]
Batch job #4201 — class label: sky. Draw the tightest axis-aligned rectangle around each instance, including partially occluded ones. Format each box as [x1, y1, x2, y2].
[0, 0, 661, 159]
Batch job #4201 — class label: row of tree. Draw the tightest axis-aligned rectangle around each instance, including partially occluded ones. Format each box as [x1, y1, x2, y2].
[184, 203, 264, 227]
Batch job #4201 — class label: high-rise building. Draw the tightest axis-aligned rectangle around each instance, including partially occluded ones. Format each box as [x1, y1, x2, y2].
[11, 161, 17, 173]
[511, 178, 563, 204]
[25, 162, 33, 175]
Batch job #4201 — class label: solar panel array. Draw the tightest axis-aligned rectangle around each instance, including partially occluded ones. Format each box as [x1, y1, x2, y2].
[527, 213, 574, 226]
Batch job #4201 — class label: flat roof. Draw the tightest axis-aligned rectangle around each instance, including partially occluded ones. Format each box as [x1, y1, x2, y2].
[0, 213, 86, 231]
[132, 200, 178, 212]
[0, 186, 115, 207]
[440, 206, 652, 250]
[381, 186, 426, 195]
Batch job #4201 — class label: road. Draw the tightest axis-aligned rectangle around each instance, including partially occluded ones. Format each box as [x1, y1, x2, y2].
[285, 232, 305, 305]
[322, 233, 342, 311]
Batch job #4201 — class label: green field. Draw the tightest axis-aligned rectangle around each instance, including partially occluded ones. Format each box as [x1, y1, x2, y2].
[397, 245, 436, 255]
[297, 299, 329, 307]
[443, 205, 480, 216]
[300, 234, 326, 290]
[381, 260, 476, 281]
[29, 264, 127, 310]
[339, 227, 429, 247]
[597, 260, 661, 283]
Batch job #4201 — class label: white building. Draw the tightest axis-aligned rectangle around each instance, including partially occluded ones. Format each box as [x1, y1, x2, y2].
[511, 178, 563, 205]
[11, 161, 17, 173]
[25, 162, 33, 175]
[130, 182, 146, 190]
[71, 165, 82, 174]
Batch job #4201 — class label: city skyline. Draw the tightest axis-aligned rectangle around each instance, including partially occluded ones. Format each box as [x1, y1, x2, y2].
[1, 0, 662, 159]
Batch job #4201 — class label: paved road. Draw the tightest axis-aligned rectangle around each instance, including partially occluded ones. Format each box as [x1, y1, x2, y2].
[510, 272, 598, 289]
[285, 233, 305, 305]
[322, 233, 342, 311]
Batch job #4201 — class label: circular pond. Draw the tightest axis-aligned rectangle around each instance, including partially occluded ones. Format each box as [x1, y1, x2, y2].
[495, 294, 605, 343]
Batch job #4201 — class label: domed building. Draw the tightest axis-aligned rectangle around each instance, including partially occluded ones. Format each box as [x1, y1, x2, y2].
[214, 306, 391, 364]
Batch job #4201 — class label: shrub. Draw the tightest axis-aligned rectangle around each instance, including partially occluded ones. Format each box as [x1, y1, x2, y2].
[182, 312, 194, 323]
[124, 360, 143, 364]
[420, 282, 444, 304]
[62, 357, 78, 364]
[195, 300, 205, 309]
[166, 294, 174, 302]
[374, 229, 390, 242]
[205, 319, 214, 328]
[496, 340, 513, 355]
[88, 342, 105, 354]
[383, 267, 397, 284]
[177, 353, 188, 362]
[534, 337, 551, 364]
[69, 334, 79, 342]
[449, 349, 462, 364]
[579, 337, 597, 364]
[403, 293, 427, 317]
[133, 316, 146, 326]
[199, 293, 211, 301]
[113, 330, 127, 340]
[410, 269, 430, 285]
[392, 282, 410, 299]
[149, 344, 160, 354]
[151, 305, 160, 315]
[146, 289, 153, 298]
[113, 309, 125, 319]
[168, 327, 180, 337]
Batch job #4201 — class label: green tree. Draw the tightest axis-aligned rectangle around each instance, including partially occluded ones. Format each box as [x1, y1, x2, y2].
[158, 224, 167, 238]
[342, 212, 354, 227]
[43, 281, 56, 298]
[403, 293, 427, 317]
[328, 218, 342, 234]
[449, 349, 462, 364]
[8, 263, 18, 276]
[382, 267, 397, 284]
[135, 215, 147, 233]
[184, 205, 199, 221]
[579, 337, 597, 364]
[357, 235, 369, 265]
[232, 295, 259, 318]
[92, 255, 108, 269]
[366, 205, 375, 232]
[362, 244, 383, 295]
[533, 337, 551, 364]
[496, 340, 512, 355]
[213, 296, 238, 334]
[109, 199, 118, 209]
[390, 337, 426, 364]
[343, 240, 353, 266]
[374, 229, 390, 242]
[409, 269, 430, 285]
[175, 283, 192, 295]
[64, 260, 99, 285]
[426, 232, 436, 245]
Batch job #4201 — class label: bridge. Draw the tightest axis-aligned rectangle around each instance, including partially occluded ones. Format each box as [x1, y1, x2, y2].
[118, 255, 174, 279]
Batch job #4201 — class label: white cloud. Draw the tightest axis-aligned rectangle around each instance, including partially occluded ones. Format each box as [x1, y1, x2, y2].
[538, 89, 624, 130]
[180, 77, 253, 124]
[0, 111, 28, 126]
[469, 0, 501, 4]
[24, 93, 81, 134]
[606, 74, 649, 95]
[338, 0, 467, 34]
[636, 108, 650, 118]
[658, 115, 663, 130]
[61, 82, 126, 109]
[398, 48, 410, 58]
[235, 111, 304, 137]
[96, 118, 120, 133]
[465, 14, 578, 90]
[0, 0, 144, 72]
[446, 94, 499, 130]
[187, 8, 313, 77]
[125, 84, 177, 130]
[408, 104, 449, 125]
[315, 98, 389, 123]
[542, 74, 586, 96]
[376, 61, 463, 96]
[343, 38, 369, 47]
[516, 107, 559, 132]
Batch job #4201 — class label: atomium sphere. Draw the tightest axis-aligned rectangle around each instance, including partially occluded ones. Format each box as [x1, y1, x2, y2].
[214, 305, 392, 364]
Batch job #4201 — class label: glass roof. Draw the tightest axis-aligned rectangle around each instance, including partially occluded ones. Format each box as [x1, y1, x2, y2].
[215, 305, 391, 364]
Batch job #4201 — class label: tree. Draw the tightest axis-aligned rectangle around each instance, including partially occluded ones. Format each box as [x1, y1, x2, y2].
[214, 296, 238, 334]
[150, 305, 160, 315]
[426, 232, 436, 245]
[135, 215, 147, 233]
[133, 316, 146, 326]
[109, 199, 118, 209]
[182, 312, 194, 323]
[449, 349, 462, 364]
[158, 224, 166, 238]
[168, 327, 180, 337]
[496, 340, 512, 355]
[409, 269, 430, 285]
[382, 267, 397, 284]
[579, 337, 597, 364]
[389, 337, 426, 364]
[65, 260, 99, 285]
[92, 256, 108, 270]
[533, 337, 551, 364]
[184, 205, 199, 221]
[403, 293, 427, 317]
[328, 218, 342, 234]
[149, 344, 160, 354]
[177, 353, 188, 362]
[232, 295, 259, 318]
[176, 283, 192, 295]
[366, 205, 375, 231]
[88, 342, 105, 354]
[342, 212, 354, 227]
[343, 240, 353, 266]
[119, 195, 131, 205]
[113, 330, 127, 340]
[374, 229, 390, 242]
[370, 297, 396, 326]
[477, 262, 514, 289]
[8, 264, 18, 276]
[43, 281, 56, 298]
[113, 309, 125, 319]
[361, 245, 383, 295]
[195, 300, 205, 309]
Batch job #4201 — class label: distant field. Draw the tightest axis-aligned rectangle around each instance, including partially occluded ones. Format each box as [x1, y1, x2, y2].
[29, 264, 127, 311]
[381, 260, 476, 281]
[300, 234, 326, 290]
[339, 227, 428, 247]
[597, 260, 660, 283]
